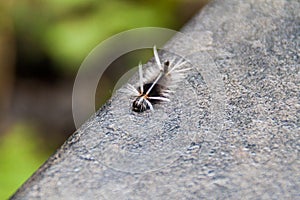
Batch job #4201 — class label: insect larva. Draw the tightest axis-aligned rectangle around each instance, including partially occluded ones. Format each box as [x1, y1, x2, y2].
[127, 46, 190, 112]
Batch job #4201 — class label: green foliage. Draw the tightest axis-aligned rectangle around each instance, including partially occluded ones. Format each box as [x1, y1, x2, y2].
[12, 0, 178, 73]
[0, 124, 50, 199]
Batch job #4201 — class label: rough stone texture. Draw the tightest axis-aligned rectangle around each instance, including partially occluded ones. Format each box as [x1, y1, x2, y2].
[11, 0, 299, 199]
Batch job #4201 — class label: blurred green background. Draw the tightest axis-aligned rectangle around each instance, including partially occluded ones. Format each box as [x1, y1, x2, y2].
[0, 0, 209, 198]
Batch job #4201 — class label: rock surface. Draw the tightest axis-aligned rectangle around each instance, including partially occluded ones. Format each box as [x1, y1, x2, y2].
[11, 0, 299, 199]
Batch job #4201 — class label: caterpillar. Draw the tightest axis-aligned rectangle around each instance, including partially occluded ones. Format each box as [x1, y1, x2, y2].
[126, 46, 190, 112]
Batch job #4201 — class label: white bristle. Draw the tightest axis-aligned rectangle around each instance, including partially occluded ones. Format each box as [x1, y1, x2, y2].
[126, 46, 190, 112]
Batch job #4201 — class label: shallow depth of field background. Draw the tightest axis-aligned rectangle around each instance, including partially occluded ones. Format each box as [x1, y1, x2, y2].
[0, 0, 209, 198]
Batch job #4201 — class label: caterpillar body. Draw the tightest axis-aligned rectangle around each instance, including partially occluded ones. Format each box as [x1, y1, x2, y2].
[127, 46, 190, 112]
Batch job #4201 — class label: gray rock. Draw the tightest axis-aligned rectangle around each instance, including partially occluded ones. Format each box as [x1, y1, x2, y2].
[11, 0, 300, 199]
